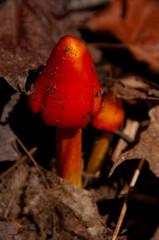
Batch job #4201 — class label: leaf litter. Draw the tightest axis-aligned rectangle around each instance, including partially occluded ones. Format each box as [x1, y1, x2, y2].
[0, 160, 109, 240]
[1, 0, 159, 239]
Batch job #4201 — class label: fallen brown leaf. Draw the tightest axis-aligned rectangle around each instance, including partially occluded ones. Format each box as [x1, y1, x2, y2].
[109, 105, 159, 178]
[0, 221, 21, 240]
[0, 124, 21, 162]
[0, 0, 58, 92]
[0, 0, 86, 93]
[0, 160, 110, 240]
[150, 226, 159, 240]
[114, 75, 159, 101]
[0, 92, 21, 123]
[86, 0, 159, 73]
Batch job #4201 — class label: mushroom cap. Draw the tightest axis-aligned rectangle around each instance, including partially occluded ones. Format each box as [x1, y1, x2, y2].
[27, 35, 101, 128]
[92, 92, 125, 132]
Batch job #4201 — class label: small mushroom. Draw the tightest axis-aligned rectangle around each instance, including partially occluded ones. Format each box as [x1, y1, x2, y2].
[27, 35, 101, 186]
[86, 91, 125, 174]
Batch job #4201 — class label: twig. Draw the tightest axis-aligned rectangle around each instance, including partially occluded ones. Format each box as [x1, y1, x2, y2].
[15, 135, 50, 189]
[4, 195, 15, 218]
[52, 211, 57, 239]
[0, 147, 37, 181]
[112, 120, 139, 162]
[114, 129, 134, 143]
[112, 159, 145, 240]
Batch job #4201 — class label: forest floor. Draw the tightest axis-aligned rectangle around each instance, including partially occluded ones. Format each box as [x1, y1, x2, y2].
[0, 0, 159, 239]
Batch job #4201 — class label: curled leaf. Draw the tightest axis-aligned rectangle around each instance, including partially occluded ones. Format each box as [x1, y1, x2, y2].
[110, 106, 159, 178]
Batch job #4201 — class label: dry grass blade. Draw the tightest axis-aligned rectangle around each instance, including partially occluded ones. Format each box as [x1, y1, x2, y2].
[112, 159, 145, 240]
[15, 135, 50, 189]
[0, 147, 37, 181]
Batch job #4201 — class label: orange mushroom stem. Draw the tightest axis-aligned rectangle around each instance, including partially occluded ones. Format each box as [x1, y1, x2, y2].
[56, 128, 82, 186]
[86, 91, 125, 174]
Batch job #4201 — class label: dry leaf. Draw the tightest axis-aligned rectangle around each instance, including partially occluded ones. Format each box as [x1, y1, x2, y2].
[0, 0, 59, 92]
[86, 0, 159, 73]
[0, 92, 21, 123]
[150, 226, 159, 240]
[0, 124, 21, 162]
[0, 221, 21, 240]
[109, 106, 159, 177]
[0, 161, 109, 240]
[25, 168, 108, 240]
[104, 75, 159, 106]
[0, 0, 84, 92]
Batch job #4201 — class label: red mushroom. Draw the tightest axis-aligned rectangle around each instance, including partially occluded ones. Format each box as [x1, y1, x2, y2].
[86, 91, 125, 174]
[27, 35, 101, 186]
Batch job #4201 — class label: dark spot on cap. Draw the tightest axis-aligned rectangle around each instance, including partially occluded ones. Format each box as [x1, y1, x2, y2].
[42, 104, 47, 108]
[87, 111, 92, 115]
[91, 66, 93, 76]
[33, 97, 37, 100]
[64, 47, 70, 53]
[82, 115, 86, 119]
[47, 89, 51, 96]
[95, 92, 100, 97]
